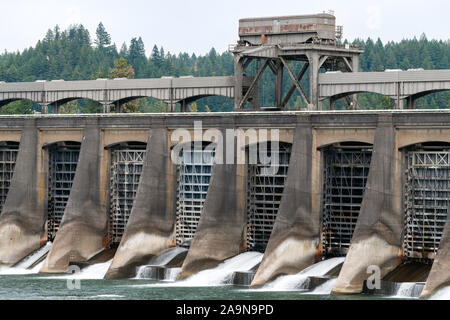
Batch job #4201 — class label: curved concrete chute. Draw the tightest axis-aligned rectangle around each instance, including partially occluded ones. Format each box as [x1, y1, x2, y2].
[0, 121, 45, 266]
[40, 126, 106, 273]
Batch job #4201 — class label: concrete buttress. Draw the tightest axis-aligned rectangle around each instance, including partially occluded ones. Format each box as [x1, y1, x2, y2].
[251, 116, 319, 287]
[421, 208, 450, 298]
[104, 127, 176, 279]
[332, 115, 403, 294]
[0, 120, 44, 266]
[178, 129, 246, 279]
[40, 123, 106, 273]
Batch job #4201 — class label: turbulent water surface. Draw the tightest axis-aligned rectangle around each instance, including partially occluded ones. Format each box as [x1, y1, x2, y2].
[0, 254, 448, 300]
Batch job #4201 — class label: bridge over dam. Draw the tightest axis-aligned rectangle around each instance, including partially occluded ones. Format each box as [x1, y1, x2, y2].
[0, 110, 449, 298]
[1, 68, 449, 113]
[0, 76, 246, 113]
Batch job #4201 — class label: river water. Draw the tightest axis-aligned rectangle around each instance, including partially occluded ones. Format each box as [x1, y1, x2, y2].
[0, 253, 447, 300]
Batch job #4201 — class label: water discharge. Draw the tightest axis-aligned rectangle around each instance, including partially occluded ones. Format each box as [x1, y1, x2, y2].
[429, 286, 450, 300]
[41, 260, 113, 280]
[133, 252, 263, 287]
[0, 260, 45, 275]
[147, 247, 188, 266]
[390, 283, 422, 299]
[257, 257, 345, 291]
[13, 242, 53, 270]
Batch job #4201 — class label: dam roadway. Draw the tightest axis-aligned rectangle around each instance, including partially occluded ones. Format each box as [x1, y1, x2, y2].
[0, 110, 449, 298]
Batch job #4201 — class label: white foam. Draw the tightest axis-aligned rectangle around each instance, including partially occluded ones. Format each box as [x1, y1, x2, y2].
[305, 278, 338, 295]
[41, 260, 113, 280]
[429, 286, 450, 300]
[147, 247, 187, 267]
[255, 257, 345, 292]
[132, 252, 263, 288]
[390, 283, 420, 299]
[0, 260, 45, 275]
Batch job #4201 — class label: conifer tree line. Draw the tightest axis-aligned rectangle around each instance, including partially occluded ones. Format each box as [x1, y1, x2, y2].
[0, 23, 448, 114]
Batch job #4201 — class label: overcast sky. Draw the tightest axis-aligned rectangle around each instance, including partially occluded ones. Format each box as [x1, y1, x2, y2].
[0, 0, 448, 56]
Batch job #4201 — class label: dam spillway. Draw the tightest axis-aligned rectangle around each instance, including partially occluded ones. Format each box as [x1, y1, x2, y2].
[0, 110, 449, 298]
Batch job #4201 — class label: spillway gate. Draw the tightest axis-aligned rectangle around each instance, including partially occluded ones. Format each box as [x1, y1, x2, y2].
[0, 142, 19, 214]
[403, 145, 450, 261]
[109, 144, 146, 245]
[246, 142, 292, 252]
[321, 143, 373, 257]
[176, 146, 215, 247]
[47, 142, 80, 241]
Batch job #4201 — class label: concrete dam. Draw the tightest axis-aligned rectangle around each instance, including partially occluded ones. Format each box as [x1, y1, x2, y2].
[0, 111, 449, 298]
[0, 13, 450, 300]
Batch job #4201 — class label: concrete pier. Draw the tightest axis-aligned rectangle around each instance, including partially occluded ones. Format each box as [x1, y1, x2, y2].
[105, 127, 177, 279]
[179, 130, 247, 279]
[332, 115, 403, 294]
[40, 124, 106, 273]
[421, 211, 450, 298]
[251, 116, 320, 287]
[0, 120, 44, 266]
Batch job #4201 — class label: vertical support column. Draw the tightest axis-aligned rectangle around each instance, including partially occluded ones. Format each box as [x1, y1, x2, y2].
[307, 52, 320, 110]
[234, 55, 244, 111]
[102, 102, 110, 114]
[330, 97, 337, 110]
[180, 100, 188, 113]
[351, 55, 360, 110]
[406, 96, 416, 109]
[41, 103, 49, 114]
[274, 60, 283, 109]
[40, 122, 107, 273]
[0, 120, 44, 266]
[332, 115, 403, 295]
[179, 128, 246, 279]
[395, 82, 404, 110]
[251, 116, 318, 287]
[105, 127, 176, 279]
[421, 207, 450, 298]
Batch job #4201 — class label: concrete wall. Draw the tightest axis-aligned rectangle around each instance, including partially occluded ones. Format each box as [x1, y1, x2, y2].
[0, 112, 450, 292]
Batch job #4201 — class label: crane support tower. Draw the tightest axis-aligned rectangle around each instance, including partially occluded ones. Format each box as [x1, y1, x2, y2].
[231, 12, 364, 111]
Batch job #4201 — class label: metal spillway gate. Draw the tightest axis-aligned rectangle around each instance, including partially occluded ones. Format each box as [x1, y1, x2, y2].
[246, 143, 292, 252]
[176, 146, 215, 247]
[0, 142, 19, 214]
[403, 145, 450, 261]
[47, 142, 80, 241]
[321, 143, 373, 257]
[109, 143, 147, 245]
